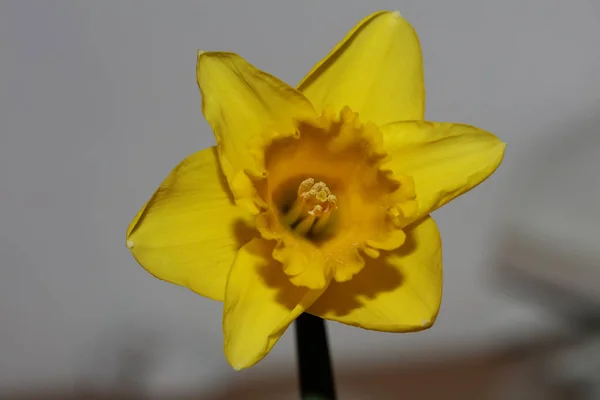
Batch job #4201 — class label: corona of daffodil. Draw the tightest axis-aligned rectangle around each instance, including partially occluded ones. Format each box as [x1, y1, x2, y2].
[126, 11, 505, 370]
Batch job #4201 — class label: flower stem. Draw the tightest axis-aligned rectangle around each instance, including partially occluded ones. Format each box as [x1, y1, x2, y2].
[295, 313, 337, 400]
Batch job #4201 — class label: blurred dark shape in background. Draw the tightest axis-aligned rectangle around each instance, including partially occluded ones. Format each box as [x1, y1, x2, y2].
[492, 109, 600, 400]
[0, 339, 576, 399]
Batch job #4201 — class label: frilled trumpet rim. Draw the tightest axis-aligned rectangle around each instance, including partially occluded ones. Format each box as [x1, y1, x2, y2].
[252, 107, 418, 289]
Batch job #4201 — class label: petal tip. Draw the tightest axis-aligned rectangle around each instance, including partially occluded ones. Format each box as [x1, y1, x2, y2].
[231, 363, 244, 372]
[380, 9, 410, 25]
[494, 140, 508, 158]
[225, 347, 261, 371]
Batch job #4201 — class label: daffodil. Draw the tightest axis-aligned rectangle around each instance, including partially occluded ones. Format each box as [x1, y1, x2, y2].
[126, 11, 505, 370]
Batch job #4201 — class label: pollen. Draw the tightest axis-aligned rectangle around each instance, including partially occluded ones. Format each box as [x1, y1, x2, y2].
[297, 178, 337, 217]
[280, 178, 338, 240]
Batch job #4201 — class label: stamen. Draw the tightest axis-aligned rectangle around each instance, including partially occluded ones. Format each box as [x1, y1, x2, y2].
[311, 210, 332, 236]
[298, 178, 337, 217]
[293, 214, 316, 236]
[283, 178, 338, 239]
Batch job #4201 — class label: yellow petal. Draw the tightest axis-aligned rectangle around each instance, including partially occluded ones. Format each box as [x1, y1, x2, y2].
[223, 238, 326, 370]
[297, 11, 424, 125]
[126, 147, 256, 302]
[308, 216, 442, 331]
[381, 121, 506, 224]
[197, 51, 317, 213]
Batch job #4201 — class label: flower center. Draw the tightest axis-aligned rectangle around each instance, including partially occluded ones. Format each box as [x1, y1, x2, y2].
[252, 107, 418, 288]
[282, 178, 338, 240]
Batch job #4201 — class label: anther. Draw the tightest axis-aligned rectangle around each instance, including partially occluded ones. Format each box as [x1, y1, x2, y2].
[298, 178, 337, 217]
[285, 178, 338, 239]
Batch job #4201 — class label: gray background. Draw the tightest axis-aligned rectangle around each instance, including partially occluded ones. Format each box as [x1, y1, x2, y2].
[0, 0, 599, 396]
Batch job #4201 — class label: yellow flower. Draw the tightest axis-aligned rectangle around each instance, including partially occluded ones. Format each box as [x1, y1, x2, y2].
[126, 11, 505, 370]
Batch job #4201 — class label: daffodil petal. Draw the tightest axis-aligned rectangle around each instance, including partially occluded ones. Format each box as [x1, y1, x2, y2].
[126, 147, 256, 302]
[223, 238, 326, 370]
[381, 121, 506, 224]
[197, 51, 317, 213]
[297, 11, 424, 125]
[308, 216, 442, 331]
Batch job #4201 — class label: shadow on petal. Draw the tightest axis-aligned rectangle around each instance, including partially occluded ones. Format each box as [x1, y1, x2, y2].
[257, 260, 306, 311]
[233, 219, 258, 248]
[217, 143, 260, 249]
[308, 216, 443, 324]
[310, 248, 412, 317]
[235, 216, 437, 320]
[212, 147, 234, 200]
[238, 238, 307, 311]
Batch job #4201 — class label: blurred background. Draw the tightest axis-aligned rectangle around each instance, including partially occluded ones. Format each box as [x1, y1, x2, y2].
[0, 0, 599, 399]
